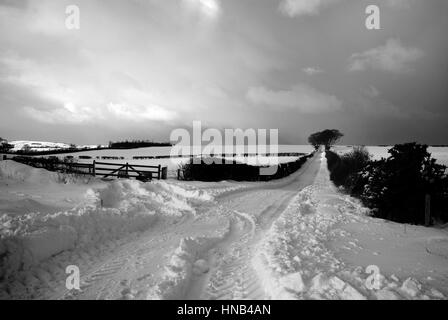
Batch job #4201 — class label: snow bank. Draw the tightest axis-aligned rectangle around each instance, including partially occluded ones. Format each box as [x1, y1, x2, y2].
[96, 180, 211, 216]
[1, 160, 60, 185]
[252, 185, 362, 299]
[253, 153, 446, 300]
[253, 153, 364, 299]
[0, 179, 213, 283]
[0, 160, 89, 185]
[152, 181, 214, 205]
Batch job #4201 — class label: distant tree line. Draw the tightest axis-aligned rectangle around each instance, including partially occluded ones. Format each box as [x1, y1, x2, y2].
[1, 136, 173, 155]
[0, 137, 14, 153]
[178, 153, 314, 182]
[108, 140, 172, 149]
[9, 145, 106, 156]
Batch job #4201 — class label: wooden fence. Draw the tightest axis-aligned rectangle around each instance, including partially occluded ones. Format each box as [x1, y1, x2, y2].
[8, 156, 167, 181]
[92, 161, 167, 181]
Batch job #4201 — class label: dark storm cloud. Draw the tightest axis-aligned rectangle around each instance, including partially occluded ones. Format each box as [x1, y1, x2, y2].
[0, 0, 447, 145]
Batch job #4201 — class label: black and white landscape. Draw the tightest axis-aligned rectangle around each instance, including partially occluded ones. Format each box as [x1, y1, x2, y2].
[1, 0, 448, 301]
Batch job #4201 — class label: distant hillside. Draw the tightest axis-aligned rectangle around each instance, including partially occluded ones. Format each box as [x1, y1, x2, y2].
[1, 139, 172, 155]
[10, 141, 72, 152]
[2, 140, 107, 155]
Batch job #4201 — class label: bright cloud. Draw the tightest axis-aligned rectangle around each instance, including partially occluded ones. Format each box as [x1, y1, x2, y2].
[182, 0, 221, 19]
[0, 0, 446, 145]
[23, 101, 176, 125]
[386, 0, 414, 8]
[0, 54, 178, 124]
[246, 84, 342, 113]
[279, 0, 340, 17]
[106, 103, 177, 122]
[348, 39, 423, 73]
[303, 67, 324, 75]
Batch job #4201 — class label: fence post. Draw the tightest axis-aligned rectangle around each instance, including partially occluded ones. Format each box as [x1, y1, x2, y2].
[126, 163, 129, 176]
[161, 166, 167, 180]
[93, 160, 96, 177]
[158, 165, 161, 180]
[425, 194, 431, 227]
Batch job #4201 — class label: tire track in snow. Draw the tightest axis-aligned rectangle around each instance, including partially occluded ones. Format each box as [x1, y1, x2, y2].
[53, 236, 157, 300]
[198, 210, 265, 300]
[48, 153, 320, 300]
[50, 216, 195, 300]
[190, 156, 321, 300]
[197, 192, 304, 300]
[185, 154, 321, 300]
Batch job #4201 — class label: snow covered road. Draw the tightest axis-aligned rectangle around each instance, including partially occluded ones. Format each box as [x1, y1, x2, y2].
[252, 152, 448, 300]
[2, 152, 447, 300]
[183, 153, 322, 300]
[44, 152, 321, 300]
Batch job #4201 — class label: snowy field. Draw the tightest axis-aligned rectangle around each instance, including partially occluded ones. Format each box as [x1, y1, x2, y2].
[8, 141, 101, 153]
[14, 143, 446, 170]
[58, 144, 314, 159]
[8, 145, 315, 178]
[333, 145, 448, 167]
[6, 144, 446, 179]
[1, 151, 447, 300]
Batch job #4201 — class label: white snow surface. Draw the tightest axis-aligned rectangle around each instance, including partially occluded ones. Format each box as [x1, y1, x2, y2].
[9, 141, 73, 152]
[1, 152, 448, 300]
[253, 153, 448, 300]
[0, 164, 215, 299]
[7, 140, 101, 152]
[0, 160, 89, 185]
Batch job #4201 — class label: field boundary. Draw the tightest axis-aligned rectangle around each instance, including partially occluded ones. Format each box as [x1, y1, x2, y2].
[5, 156, 167, 181]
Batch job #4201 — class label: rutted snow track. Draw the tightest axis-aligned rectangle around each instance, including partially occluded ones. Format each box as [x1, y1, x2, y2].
[4, 151, 448, 300]
[195, 211, 262, 300]
[185, 154, 322, 300]
[1, 153, 320, 300]
[52, 234, 159, 300]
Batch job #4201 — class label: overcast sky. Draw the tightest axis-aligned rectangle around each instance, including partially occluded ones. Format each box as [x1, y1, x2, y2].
[0, 0, 447, 145]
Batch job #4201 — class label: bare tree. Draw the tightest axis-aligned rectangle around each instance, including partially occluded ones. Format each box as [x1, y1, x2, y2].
[308, 129, 344, 151]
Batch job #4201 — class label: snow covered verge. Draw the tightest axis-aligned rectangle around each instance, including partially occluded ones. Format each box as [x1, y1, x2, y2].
[0, 173, 213, 299]
[253, 153, 447, 300]
[0, 160, 93, 185]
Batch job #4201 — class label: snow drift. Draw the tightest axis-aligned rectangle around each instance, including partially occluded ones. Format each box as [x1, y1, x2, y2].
[0, 178, 214, 287]
[0, 160, 89, 185]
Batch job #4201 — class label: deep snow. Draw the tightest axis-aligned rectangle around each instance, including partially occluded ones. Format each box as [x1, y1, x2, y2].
[0, 161, 217, 299]
[1, 152, 447, 300]
[253, 153, 447, 300]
